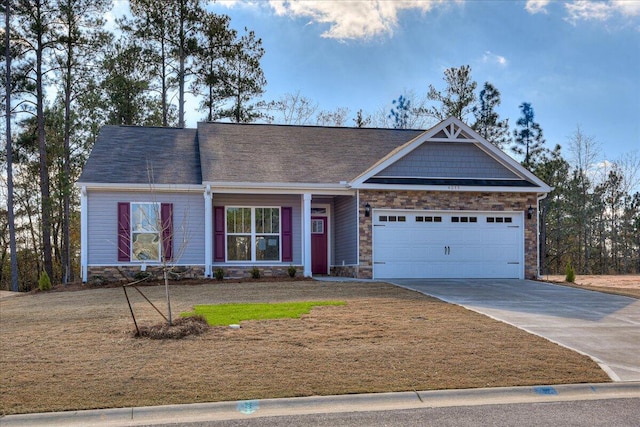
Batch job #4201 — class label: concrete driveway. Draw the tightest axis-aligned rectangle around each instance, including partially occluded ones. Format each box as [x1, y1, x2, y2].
[389, 279, 640, 382]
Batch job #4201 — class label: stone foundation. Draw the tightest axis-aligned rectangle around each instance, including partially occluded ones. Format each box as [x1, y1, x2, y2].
[87, 266, 205, 284]
[213, 265, 302, 279]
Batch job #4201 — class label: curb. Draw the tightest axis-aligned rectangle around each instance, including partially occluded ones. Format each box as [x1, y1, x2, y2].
[2, 382, 639, 426]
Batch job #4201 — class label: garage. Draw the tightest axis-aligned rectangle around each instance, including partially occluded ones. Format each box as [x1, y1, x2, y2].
[372, 209, 524, 279]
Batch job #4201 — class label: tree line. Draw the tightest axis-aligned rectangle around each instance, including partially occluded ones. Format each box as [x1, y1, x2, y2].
[2, 2, 639, 291]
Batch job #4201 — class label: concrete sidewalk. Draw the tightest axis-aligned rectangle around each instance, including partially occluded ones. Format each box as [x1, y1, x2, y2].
[391, 279, 640, 382]
[1, 382, 638, 427]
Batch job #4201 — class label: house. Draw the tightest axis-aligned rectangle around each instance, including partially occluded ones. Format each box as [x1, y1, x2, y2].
[77, 117, 551, 282]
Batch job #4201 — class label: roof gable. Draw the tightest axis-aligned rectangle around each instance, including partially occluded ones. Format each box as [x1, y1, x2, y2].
[351, 117, 551, 192]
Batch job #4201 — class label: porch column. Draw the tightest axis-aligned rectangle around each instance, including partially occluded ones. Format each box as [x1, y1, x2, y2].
[303, 193, 312, 277]
[204, 185, 212, 277]
[80, 186, 88, 282]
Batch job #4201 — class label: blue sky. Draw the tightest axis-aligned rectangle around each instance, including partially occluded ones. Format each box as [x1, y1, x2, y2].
[110, 0, 639, 163]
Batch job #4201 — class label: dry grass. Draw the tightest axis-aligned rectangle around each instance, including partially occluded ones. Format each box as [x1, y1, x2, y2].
[137, 315, 209, 339]
[544, 275, 640, 299]
[0, 280, 609, 415]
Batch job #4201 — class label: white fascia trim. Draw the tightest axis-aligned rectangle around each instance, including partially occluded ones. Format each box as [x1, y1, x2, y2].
[204, 181, 354, 195]
[355, 183, 549, 193]
[76, 182, 204, 192]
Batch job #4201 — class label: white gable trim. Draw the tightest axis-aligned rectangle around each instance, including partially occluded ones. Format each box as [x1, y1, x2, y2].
[350, 117, 551, 193]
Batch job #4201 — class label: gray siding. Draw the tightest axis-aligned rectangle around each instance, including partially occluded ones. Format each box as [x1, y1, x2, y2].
[87, 191, 205, 265]
[333, 195, 358, 265]
[213, 194, 302, 265]
[377, 143, 519, 179]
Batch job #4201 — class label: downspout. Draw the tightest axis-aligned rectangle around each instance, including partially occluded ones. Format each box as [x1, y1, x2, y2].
[204, 185, 212, 277]
[80, 186, 88, 282]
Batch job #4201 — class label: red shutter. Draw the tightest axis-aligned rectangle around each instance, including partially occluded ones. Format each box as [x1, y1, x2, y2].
[214, 206, 225, 262]
[282, 207, 292, 262]
[117, 202, 130, 261]
[161, 203, 173, 261]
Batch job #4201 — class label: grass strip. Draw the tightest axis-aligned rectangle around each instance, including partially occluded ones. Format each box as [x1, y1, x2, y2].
[182, 301, 346, 326]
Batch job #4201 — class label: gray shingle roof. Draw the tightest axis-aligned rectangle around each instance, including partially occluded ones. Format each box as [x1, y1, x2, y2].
[197, 122, 423, 184]
[78, 125, 201, 185]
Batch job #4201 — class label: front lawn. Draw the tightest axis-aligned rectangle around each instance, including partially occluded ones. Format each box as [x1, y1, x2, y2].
[0, 280, 609, 415]
[183, 301, 345, 326]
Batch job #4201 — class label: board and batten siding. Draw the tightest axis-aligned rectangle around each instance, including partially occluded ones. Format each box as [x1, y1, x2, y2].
[212, 193, 302, 265]
[333, 195, 358, 265]
[87, 191, 205, 265]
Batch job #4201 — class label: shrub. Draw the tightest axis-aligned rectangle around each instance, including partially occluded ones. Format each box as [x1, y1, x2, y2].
[134, 270, 152, 281]
[38, 271, 52, 291]
[565, 262, 576, 283]
[288, 265, 297, 278]
[89, 275, 106, 286]
[250, 267, 260, 279]
[214, 268, 225, 281]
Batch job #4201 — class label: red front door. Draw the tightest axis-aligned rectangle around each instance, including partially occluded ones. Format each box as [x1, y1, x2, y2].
[311, 216, 328, 275]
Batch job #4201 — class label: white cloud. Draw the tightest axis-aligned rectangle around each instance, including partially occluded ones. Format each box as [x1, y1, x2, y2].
[524, 0, 640, 25]
[564, 0, 640, 24]
[267, 0, 452, 40]
[525, 0, 551, 14]
[565, 0, 613, 22]
[482, 51, 508, 67]
[611, 0, 640, 17]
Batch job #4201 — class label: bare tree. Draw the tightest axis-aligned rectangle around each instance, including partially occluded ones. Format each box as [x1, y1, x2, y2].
[568, 125, 600, 272]
[262, 91, 317, 125]
[316, 107, 349, 127]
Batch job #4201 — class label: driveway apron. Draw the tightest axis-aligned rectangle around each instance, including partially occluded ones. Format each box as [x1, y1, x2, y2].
[390, 279, 640, 382]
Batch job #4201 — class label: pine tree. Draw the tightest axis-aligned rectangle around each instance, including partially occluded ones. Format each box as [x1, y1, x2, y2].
[511, 102, 546, 168]
[472, 82, 510, 150]
[427, 65, 477, 121]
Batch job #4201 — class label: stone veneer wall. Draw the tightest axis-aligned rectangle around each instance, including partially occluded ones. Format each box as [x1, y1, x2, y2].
[87, 265, 301, 283]
[357, 190, 539, 279]
[330, 265, 359, 278]
[87, 266, 206, 283]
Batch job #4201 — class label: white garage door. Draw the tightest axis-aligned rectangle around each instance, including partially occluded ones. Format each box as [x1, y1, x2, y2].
[373, 210, 524, 279]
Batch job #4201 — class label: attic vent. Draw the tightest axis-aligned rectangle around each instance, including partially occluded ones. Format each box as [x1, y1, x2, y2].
[433, 123, 472, 140]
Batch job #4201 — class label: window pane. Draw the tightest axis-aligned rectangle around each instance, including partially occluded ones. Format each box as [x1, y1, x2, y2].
[255, 208, 264, 233]
[256, 236, 279, 260]
[271, 208, 279, 233]
[132, 204, 158, 232]
[227, 236, 251, 261]
[227, 208, 251, 233]
[132, 232, 159, 261]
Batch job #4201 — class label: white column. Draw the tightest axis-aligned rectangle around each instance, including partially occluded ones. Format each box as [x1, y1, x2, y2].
[303, 193, 312, 277]
[80, 186, 88, 282]
[204, 185, 213, 277]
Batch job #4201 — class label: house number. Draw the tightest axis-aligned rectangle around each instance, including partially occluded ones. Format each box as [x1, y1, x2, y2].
[447, 185, 460, 190]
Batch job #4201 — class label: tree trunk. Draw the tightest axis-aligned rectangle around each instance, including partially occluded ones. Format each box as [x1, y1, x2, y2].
[5, 0, 19, 291]
[178, 44, 185, 128]
[161, 36, 168, 127]
[62, 19, 73, 284]
[36, 8, 54, 282]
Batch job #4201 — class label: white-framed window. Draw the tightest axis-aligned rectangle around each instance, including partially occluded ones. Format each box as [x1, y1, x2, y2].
[131, 203, 161, 261]
[226, 207, 280, 262]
